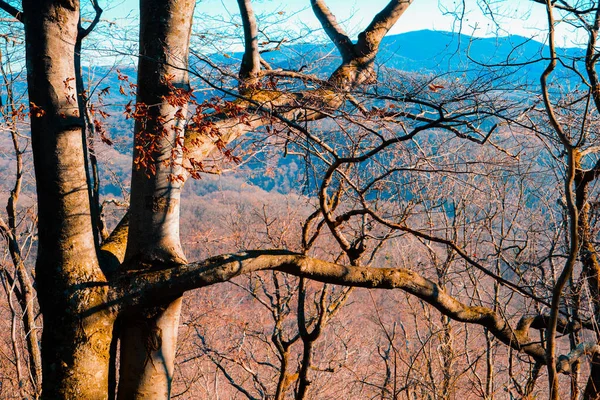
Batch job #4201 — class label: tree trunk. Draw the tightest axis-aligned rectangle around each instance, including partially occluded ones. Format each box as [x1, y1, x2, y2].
[118, 0, 195, 398]
[22, 1, 114, 398]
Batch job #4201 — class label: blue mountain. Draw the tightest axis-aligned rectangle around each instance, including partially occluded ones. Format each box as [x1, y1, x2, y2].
[4, 30, 581, 196]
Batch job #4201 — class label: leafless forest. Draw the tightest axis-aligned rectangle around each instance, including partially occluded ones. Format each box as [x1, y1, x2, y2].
[3, 0, 600, 399]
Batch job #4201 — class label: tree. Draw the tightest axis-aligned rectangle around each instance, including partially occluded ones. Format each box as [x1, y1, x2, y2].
[2, 0, 418, 398]
[4, 0, 600, 398]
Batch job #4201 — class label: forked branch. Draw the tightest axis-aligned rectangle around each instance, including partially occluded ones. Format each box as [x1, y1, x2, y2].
[310, 0, 354, 61]
[181, 0, 414, 166]
[355, 0, 413, 58]
[78, 0, 103, 39]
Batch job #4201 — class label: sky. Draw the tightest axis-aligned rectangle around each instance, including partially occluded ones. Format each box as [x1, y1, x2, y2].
[98, 0, 586, 48]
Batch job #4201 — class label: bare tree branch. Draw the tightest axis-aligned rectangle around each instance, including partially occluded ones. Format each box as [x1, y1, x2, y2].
[0, 0, 22, 22]
[78, 0, 102, 39]
[113, 250, 548, 364]
[310, 0, 354, 61]
[355, 0, 413, 58]
[538, 3, 580, 398]
[237, 0, 261, 89]
[531, 0, 596, 16]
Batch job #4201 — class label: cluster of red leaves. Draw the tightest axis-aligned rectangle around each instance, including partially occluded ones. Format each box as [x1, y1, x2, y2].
[185, 158, 204, 180]
[118, 69, 138, 97]
[63, 77, 77, 105]
[186, 97, 246, 168]
[85, 77, 114, 146]
[78, 70, 249, 181]
[122, 73, 191, 179]
[11, 104, 26, 121]
[165, 73, 246, 179]
[128, 102, 160, 177]
[265, 76, 279, 90]
[29, 102, 45, 118]
[14, 69, 254, 184]
[162, 73, 194, 108]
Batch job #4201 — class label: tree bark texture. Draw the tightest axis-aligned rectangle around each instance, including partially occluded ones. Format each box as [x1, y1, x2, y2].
[118, 0, 195, 398]
[22, 1, 114, 398]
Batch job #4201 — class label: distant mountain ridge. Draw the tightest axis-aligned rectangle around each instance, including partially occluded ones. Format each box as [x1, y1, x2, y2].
[1, 30, 580, 197]
[378, 30, 587, 84]
[81, 29, 581, 104]
[197, 29, 581, 92]
[81, 29, 584, 196]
